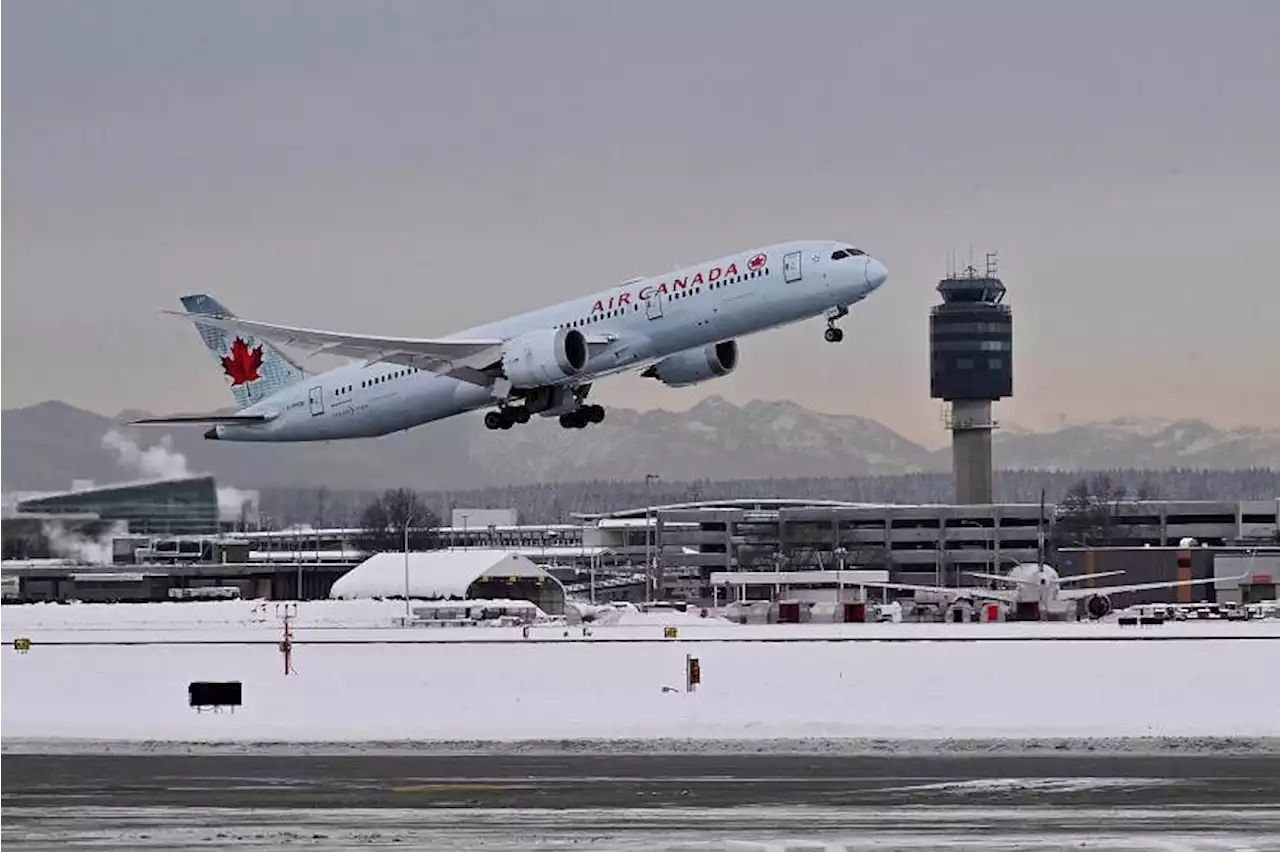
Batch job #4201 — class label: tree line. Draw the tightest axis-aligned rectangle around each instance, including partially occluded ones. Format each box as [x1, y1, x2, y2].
[253, 467, 1279, 532]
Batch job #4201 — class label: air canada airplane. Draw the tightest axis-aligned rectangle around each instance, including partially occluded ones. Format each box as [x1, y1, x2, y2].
[863, 562, 1235, 620]
[135, 240, 888, 442]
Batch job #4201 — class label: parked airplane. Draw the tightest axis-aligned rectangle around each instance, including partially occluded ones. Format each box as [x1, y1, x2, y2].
[862, 562, 1232, 620]
[135, 240, 888, 441]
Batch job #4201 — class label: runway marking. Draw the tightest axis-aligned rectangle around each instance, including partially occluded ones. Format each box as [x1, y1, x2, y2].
[5, 634, 1278, 647]
[389, 782, 539, 792]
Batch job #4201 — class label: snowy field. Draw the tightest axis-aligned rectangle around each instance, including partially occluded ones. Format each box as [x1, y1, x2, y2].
[3, 600, 1279, 743]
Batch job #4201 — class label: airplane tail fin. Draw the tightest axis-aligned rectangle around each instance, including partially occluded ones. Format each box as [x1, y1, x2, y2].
[179, 294, 312, 410]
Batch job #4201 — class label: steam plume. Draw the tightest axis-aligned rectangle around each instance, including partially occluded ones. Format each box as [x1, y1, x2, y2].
[44, 520, 127, 565]
[101, 429, 254, 521]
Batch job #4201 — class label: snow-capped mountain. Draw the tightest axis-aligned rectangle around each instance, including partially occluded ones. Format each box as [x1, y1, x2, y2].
[465, 395, 937, 483]
[989, 417, 1280, 471]
[2, 399, 1277, 492]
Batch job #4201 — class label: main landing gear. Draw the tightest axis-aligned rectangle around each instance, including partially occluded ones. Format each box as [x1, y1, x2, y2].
[559, 404, 605, 430]
[824, 305, 848, 343]
[483, 406, 532, 430]
[483, 403, 606, 430]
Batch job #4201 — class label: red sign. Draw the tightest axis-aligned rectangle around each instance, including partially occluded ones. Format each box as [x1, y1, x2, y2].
[748, 252, 767, 271]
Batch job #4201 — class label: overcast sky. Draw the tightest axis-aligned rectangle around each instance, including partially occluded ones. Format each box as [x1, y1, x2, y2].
[4, 0, 1278, 446]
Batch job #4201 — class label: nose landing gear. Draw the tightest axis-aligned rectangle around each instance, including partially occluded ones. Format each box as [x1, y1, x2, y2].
[824, 305, 848, 343]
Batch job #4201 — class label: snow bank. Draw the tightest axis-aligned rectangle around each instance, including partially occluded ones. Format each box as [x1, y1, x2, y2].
[3, 632, 1278, 742]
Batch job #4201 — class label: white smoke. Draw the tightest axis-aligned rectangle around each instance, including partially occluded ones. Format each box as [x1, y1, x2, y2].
[101, 430, 193, 479]
[101, 429, 254, 522]
[215, 484, 254, 522]
[44, 520, 127, 565]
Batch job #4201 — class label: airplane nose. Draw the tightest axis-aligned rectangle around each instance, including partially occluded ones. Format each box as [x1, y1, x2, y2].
[865, 257, 889, 290]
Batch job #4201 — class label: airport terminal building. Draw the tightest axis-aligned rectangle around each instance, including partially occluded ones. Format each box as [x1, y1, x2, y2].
[13, 477, 222, 537]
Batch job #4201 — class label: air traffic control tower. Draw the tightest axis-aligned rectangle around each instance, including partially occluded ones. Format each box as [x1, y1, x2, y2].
[930, 252, 1012, 504]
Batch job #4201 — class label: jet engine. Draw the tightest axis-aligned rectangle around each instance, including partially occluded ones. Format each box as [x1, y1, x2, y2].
[642, 340, 738, 388]
[502, 328, 588, 388]
[1084, 594, 1113, 620]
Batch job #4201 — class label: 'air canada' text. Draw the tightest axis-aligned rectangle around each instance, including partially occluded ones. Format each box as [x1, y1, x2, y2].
[591, 262, 741, 314]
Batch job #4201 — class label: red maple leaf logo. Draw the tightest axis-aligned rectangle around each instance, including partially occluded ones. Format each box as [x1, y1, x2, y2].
[221, 337, 264, 386]
[748, 253, 767, 271]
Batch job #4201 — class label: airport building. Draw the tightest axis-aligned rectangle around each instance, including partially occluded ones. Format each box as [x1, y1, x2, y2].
[3, 486, 1276, 608]
[582, 497, 1280, 602]
[6, 476, 260, 538]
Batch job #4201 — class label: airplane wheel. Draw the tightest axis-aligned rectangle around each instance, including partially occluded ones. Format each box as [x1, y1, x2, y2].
[513, 407, 531, 424]
[586, 404, 605, 424]
[559, 412, 583, 429]
[484, 411, 504, 430]
[824, 327, 844, 343]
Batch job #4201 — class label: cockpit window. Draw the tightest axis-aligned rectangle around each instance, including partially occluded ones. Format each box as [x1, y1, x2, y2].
[831, 248, 866, 260]
[847, 248, 866, 256]
[831, 250, 849, 260]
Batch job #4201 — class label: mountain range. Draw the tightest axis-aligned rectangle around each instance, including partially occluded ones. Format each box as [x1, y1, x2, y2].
[3, 398, 1278, 494]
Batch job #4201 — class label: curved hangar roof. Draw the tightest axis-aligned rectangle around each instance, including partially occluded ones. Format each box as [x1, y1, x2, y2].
[329, 548, 560, 600]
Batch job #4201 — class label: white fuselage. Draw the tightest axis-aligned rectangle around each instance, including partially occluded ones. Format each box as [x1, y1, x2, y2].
[209, 239, 886, 441]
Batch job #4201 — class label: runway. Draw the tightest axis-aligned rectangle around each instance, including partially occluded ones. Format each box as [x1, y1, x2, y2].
[4, 748, 1280, 850]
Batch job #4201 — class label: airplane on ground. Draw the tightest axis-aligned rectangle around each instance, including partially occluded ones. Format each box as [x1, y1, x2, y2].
[860, 562, 1234, 620]
[134, 240, 888, 442]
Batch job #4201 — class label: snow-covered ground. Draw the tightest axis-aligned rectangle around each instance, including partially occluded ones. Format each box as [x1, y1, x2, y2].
[2, 600, 1278, 742]
[6, 598, 1280, 643]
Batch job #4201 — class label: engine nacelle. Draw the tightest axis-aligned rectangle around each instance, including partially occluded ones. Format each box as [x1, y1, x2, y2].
[502, 328, 588, 388]
[642, 341, 738, 388]
[1085, 594, 1113, 620]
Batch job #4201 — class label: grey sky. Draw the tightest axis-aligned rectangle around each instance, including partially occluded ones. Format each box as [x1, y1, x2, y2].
[4, 0, 1278, 446]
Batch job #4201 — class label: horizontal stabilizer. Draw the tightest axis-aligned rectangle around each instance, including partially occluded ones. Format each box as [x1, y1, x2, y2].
[130, 412, 274, 426]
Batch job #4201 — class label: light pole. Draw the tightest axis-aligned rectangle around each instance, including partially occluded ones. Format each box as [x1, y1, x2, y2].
[403, 510, 415, 624]
[1037, 488, 1047, 568]
[293, 523, 304, 601]
[955, 519, 990, 584]
[644, 473, 659, 602]
[834, 545, 848, 602]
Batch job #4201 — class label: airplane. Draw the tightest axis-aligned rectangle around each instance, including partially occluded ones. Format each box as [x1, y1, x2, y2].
[133, 240, 888, 442]
[859, 562, 1236, 620]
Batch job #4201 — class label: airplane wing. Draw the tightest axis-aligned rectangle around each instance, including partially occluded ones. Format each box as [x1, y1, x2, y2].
[858, 580, 1019, 604]
[131, 412, 275, 426]
[1054, 571, 1128, 585]
[1057, 574, 1238, 601]
[163, 311, 505, 387]
[963, 571, 1032, 585]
